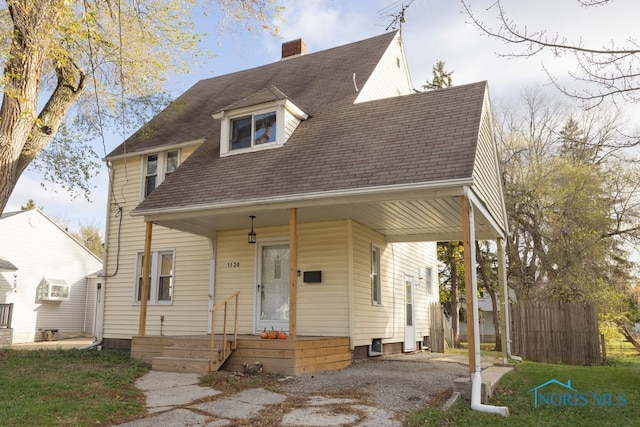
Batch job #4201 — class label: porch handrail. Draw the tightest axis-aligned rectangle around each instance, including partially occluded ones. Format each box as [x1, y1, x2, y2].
[0, 303, 13, 328]
[209, 291, 239, 371]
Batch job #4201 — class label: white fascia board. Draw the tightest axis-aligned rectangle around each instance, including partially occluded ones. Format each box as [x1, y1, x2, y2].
[132, 178, 472, 219]
[464, 186, 506, 239]
[105, 138, 205, 161]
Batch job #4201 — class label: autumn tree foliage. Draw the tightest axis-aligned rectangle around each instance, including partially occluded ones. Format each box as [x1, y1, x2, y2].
[0, 0, 281, 214]
[496, 89, 640, 344]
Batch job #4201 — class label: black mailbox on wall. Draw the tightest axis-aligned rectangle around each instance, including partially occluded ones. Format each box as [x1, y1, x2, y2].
[303, 271, 322, 283]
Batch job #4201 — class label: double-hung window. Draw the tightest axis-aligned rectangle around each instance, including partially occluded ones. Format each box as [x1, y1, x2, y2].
[135, 250, 175, 305]
[371, 245, 381, 305]
[143, 150, 179, 198]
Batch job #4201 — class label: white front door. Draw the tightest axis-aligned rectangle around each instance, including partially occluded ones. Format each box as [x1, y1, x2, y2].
[404, 275, 416, 352]
[256, 243, 290, 332]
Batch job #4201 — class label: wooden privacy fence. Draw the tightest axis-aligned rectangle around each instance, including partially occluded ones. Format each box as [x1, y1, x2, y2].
[510, 301, 600, 365]
[429, 302, 446, 353]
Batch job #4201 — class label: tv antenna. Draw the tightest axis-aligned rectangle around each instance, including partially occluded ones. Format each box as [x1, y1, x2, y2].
[383, 0, 414, 31]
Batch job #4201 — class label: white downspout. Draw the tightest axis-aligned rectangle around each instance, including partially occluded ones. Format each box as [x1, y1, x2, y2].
[497, 237, 522, 363]
[464, 188, 509, 416]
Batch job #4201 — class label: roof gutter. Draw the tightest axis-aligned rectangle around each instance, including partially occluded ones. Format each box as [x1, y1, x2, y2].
[105, 138, 206, 161]
[131, 178, 474, 219]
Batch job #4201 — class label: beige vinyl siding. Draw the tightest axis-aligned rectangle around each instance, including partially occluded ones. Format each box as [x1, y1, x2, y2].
[389, 240, 438, 345]
[471, 96, 508, 235]
[214, 228, 269, 334]
[355, 32, 412, 103]
[214, 220, 350, 336]
[351, 223, 394, 347]
[350, 221, 438, 348]
[103, 145, 212, 339]
[296, 221, 349, 336]
[283, 111, 303, 142]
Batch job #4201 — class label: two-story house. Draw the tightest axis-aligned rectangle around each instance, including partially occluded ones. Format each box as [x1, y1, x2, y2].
[99, 31, 508, 376]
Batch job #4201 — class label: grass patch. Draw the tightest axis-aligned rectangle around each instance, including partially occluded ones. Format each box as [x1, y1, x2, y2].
[0, 348, 149, 426]
[406, 357, 640, 427]
[199, 370, 285, 394]
[446, 342, 503, 360]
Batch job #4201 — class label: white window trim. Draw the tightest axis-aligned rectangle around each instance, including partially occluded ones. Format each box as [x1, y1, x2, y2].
[215, 99, 308, 157]
[133, 249, 176, 306]
[371, 244, 382, 306]
[140, 149, 181, 200]
[219, 106, 284, 157]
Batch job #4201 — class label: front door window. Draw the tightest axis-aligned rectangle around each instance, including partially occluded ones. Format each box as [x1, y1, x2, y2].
[257, 244, 290, 331]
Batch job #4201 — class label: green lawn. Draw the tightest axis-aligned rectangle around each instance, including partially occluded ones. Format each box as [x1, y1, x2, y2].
[1, 344, 638, 426]
[0, 348, 149, 426]
[406, 355, 640, 427]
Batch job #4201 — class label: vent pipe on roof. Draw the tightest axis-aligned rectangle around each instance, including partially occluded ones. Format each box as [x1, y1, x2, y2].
[282, 39, 307, 60]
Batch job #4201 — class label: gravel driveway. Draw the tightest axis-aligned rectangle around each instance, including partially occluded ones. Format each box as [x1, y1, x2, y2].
[279, 351, 498, 414]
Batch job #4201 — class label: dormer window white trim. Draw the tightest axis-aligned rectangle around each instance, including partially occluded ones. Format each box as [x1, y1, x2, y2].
[214, 98, 308, 157]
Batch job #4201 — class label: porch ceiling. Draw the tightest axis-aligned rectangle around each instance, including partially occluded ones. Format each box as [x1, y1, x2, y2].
[141, 188, 502, 243]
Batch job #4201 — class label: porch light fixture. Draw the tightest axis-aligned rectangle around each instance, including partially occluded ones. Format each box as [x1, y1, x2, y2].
[248, 215, 257, 244]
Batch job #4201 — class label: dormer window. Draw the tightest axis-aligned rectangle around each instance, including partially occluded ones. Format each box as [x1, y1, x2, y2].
[231, 111, 277, 150]
[213, 85, 308, 157]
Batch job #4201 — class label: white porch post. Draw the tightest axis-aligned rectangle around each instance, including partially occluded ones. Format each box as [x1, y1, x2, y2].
[497, 237, 509, 364]
[461, 194, 480, 375]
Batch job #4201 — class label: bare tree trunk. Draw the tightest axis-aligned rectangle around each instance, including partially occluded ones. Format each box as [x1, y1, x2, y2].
[475, 241, 502, 351]
[0, 0, 86, 214]
[485, 285, 502, 351]
[449, 250, 460, 348]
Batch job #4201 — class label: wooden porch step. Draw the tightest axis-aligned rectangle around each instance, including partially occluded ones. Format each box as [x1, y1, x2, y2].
[151, 337, 234, 374]
[152, 356, 211, 374]
[161, 346, 214, 359]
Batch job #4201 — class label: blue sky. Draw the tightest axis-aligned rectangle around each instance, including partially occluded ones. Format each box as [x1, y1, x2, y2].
[6, 0, 639, 230]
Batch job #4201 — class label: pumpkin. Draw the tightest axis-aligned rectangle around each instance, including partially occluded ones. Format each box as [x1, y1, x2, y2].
[277, 330, 287, 340]
[259, 328, 268, 339]
[267, 327, 278, 339]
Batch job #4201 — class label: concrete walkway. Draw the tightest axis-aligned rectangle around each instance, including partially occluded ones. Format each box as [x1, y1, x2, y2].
[116, 352, 514, 427]
[11, 339, 513, 426]
[116, 370, 402, 427]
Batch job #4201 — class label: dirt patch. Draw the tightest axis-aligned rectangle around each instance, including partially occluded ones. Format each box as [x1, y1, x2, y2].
[278, 354, 471, 414]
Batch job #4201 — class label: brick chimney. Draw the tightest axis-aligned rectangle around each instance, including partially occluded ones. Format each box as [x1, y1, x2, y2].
[281, 39, 307, 60]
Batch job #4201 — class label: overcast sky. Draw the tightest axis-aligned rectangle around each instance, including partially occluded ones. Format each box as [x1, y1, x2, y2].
[6, 0, 639, 230]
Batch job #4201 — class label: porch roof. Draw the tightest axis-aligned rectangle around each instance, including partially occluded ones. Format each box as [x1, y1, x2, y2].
[125, 33, 508, 242]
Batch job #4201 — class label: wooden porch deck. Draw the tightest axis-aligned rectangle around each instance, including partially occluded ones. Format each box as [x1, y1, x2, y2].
[131, 334, 352, 376]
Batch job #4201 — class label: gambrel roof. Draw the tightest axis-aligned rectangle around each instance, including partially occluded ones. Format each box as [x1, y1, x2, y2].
[111, 32, 508, 242]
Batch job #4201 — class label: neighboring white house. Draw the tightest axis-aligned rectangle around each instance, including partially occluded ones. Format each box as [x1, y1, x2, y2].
[459, 288, 517, 343]
[0, 209, 103, 344]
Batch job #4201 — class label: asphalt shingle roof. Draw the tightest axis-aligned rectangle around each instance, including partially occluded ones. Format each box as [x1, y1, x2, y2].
[116, 32, 486, 215]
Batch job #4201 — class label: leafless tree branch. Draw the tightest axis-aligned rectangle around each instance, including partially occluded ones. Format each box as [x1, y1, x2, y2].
[462, 0, 640, 104]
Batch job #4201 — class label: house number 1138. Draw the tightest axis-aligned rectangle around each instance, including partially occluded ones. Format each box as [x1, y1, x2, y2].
[227, 262, 240, 268]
